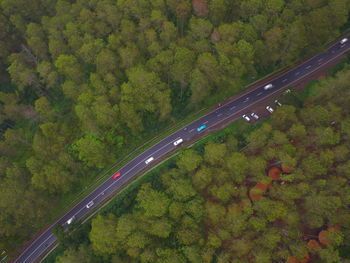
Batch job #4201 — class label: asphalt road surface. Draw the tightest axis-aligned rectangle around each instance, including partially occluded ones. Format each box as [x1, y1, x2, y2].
[13, 37, 350, 263]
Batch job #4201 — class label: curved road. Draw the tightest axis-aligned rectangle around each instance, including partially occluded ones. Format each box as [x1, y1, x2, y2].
[14, 37, 350, 263]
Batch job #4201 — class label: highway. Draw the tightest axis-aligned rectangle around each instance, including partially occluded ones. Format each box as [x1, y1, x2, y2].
[13, 37, 350, 263]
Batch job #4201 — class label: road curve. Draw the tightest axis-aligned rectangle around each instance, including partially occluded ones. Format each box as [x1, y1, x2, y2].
[13, 37, 350, 263]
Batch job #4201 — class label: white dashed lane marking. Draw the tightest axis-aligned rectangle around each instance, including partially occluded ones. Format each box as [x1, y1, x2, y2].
[22, 235, 53, 263]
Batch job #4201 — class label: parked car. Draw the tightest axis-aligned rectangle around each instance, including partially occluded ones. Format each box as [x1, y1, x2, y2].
[264, 83, 274, 90]
[340, 38, 348, 44]
[173, 138, 183, 146]
[251, 113, 259, 120]
[145, 157, 154, 164]
[86, 201, 94, 209]
[266, 106, 274, 113]
[197, 125, 207, 132]
[242, 114, 251, 122]
[113, 172, 121, 179]
[275, 100, 282, 106]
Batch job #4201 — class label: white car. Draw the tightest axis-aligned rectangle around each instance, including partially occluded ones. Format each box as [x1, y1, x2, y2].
[145, 157, 154, 164]
[264, 83, 273, 90]
[266, 106, 274, 113]
[173, 138, 183, 146]
[340, 38, 348, 44]
[86, 201, 94, 209]
[251, 113, 259, 120]
[242, 114, 251, 122]
[275, 100, 282, 106]
[66, 216, 75, 225]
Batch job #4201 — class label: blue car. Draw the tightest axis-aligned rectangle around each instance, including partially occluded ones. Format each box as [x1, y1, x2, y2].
[197, 125, 207, 132]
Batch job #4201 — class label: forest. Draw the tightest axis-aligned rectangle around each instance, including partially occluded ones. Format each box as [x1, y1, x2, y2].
[0, 0, 349, 257]
[52, 66, 350, 263]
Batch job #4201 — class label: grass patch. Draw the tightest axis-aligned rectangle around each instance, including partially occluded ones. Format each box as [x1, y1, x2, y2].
[338, 233, 350, 259]
[328, 60, 349, 76]
[296, 55, 350, 103]
[41, 245, 64, 263]
[194, 121, 250, 152]
[298, 80, 321, 100]
[339, 246, 350, 259]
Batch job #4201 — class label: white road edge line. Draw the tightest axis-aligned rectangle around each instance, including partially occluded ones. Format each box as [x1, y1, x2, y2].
[197, 40, 339, 115]
[23, 234, 53, 263]
[16, 38, 350, 263]
[72, 137, 181, 218]
[213, 48, 349, 131]
[111, 137, 180, 178]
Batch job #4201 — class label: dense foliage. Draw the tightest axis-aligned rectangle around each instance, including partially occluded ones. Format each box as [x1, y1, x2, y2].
[54, 67, 350, 263]
[0, 0, 349, 255]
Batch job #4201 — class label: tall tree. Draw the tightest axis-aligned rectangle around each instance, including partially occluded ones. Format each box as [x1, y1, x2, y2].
[120, 66, 171, 133]
[90, 214, 118, 255]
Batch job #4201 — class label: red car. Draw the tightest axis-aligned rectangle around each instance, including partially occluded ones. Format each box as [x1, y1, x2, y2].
[113, 172, 121, 179]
